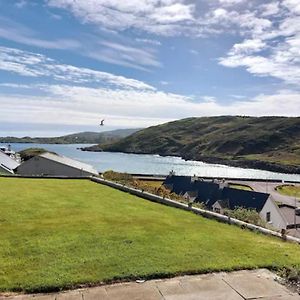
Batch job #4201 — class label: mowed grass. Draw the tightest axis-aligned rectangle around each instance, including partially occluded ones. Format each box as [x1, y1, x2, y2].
[0, 178, 300, 293]
[276, 185, 300, 198]
[228, 183, 253, 191]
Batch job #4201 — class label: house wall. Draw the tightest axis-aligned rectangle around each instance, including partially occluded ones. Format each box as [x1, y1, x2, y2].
[17, 156, 94, 177]
[260, 198, 287, 230]
[212, 201, 224, 214]
[0, 164, 13, 174]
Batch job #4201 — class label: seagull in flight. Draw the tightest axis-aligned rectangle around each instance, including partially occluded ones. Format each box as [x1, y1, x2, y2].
[100, 119, 105, 126]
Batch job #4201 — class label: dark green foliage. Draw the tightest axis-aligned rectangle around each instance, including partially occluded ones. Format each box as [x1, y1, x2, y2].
[224, 207, 266, 227]
[18, 148, 56, 161]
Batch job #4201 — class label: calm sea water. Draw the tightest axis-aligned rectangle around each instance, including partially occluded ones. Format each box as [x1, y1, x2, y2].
[3, 143, 300, 182]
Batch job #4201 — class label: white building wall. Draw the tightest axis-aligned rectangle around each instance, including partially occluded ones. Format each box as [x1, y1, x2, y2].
[260, 198, 287, 230]
[0, 165, 13, 174]
[17, 156, 94, 177]
[212, 201, 224, 214]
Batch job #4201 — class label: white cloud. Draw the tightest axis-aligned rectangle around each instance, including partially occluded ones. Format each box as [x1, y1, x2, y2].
[218, 0, 246, 6]
[189, 49, 199, 55]
[0, 17, 161, 71]
[1, 83, 299, 132]
[0, 46, 155, 90]
[47, 0, 196, 36]
[201, 96, 217, 103]
[15, 0, 27, 8]
[92, 40, 162, 70]
[219, 53, 300, 85]
[135, 38, 161, 46]
[259, 2, 280, 17]
[217, 1, 300, 86]
[282, 0, 300, 14]
[0, 17, 80, 50]
[229, 39, 266, 55]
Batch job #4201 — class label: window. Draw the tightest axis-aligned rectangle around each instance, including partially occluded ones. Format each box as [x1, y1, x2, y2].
[215, 207, 221, 214]
[266, 212, 271, 222]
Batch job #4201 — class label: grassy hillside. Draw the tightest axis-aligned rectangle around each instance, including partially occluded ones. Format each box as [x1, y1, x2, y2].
[97, 116, 300, 173]
[0, 128, 141, 144]
[0, 178, 300, 293]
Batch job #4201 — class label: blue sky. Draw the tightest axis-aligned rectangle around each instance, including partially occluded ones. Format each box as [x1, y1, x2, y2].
[0, 0, 299, 136]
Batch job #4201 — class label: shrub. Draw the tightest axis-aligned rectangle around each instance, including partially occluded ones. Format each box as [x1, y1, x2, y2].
[223, 207, 266, 227]
[102, 171, 204, 207]
[102, 170, 134, 184]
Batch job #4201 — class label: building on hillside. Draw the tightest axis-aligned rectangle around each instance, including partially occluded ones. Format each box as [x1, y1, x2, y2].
[0, 145, 21, 163]
[191, 180, 222, 208]
[278, 204, 300, 230]
[163, 175, 225, 208]
[163, 174, 290, 231]
[0, 150, 20, 174]
[211, 188, 287, 229]
[163, 175, 193, 194]
[16, 152, 98, 177]
[212, 187, 270, 214]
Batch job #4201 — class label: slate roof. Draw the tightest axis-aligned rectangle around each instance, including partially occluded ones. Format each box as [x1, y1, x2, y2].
[0, 150, 20, 172]
[39, 152, 98, 175]
[163, 175, 270, 211]
[163, 175, 192, 194]
[220, 187, 270, 212]
[193, 180, 221, 207]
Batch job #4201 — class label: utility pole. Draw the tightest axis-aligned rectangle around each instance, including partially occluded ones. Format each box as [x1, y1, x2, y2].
[295, 194, 297, 230]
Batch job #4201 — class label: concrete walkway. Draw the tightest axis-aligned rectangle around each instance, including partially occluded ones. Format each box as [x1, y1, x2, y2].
[1, 269, 299, 300]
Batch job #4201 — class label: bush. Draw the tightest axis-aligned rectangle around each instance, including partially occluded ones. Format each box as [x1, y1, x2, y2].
[102, 171, 204, 207]
[18, 148, 56, 161]
[223, 207, 266, 227]
[102, 170, 134, 184]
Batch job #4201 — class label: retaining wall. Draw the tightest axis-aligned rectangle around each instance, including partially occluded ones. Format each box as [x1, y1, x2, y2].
[0, 174, 92, 180]
[127, 173, 300, 184]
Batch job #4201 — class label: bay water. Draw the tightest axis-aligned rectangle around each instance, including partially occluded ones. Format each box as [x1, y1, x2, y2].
[3, 143, 300, 182]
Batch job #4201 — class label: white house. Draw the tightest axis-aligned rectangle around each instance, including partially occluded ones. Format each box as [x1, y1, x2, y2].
[0, 150, 20, 174]
[16, 152, 98, 177]
[259, 196, 288, 230]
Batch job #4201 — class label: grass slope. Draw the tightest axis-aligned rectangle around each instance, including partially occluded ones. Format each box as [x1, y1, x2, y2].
[276, 185, 300, 198]
[0, 178, 299, 293]
[99, 116, 300, 173]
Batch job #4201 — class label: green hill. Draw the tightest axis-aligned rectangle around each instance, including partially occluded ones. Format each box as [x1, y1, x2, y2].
[0, 128, 141, 144]
[91, 116, 300, 174]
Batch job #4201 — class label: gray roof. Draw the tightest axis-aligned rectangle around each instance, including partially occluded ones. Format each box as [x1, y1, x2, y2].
[0, 150, 20, 172]
[39, 152, 98, 175]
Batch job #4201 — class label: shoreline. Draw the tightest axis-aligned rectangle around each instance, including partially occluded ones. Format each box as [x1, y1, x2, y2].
[81, 147, 300, 175]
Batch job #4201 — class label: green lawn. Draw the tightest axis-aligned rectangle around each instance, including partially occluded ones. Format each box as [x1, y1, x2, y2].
[228, 183, 253, 191]
[276, 185, 300, 198]
[0, 178, 300, 293]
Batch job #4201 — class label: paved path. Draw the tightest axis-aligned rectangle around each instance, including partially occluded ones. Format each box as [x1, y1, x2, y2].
[1, 269, 299, 300]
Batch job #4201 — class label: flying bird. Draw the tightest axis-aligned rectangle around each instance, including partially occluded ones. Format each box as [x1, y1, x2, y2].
[100, 119, 105, 126]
